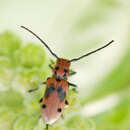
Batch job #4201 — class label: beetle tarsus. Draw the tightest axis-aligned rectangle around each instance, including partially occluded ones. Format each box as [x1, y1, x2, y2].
[28, 82, 46, 93]
[69, 70, 76, 76]
[28, 87, 39, 92]
[40, 81, 46, 85]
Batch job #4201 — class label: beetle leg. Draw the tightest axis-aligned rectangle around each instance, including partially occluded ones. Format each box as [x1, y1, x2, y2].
[69, 71, 76, 76]
[40, 81, 46, 85]
[28, 86, 40, 92]
[39, 98, 43, 103]
[49, 64, 53, 70]
[49, 59, 55, 70]
[50, 58, 55, 65]
[68, 82, 77, 88]
[68, 82, 78, 92]
[69, 69, 76, 76]
[28, 82, 46, 92]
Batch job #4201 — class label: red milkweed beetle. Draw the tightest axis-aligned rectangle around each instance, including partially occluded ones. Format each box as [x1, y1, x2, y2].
[21, 26, 114, 129]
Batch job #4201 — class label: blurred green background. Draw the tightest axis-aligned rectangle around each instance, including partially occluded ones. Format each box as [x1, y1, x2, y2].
[0, 0, 129, 130]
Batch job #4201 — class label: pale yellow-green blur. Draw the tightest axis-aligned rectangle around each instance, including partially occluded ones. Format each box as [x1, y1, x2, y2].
[0, 0, 129, 130]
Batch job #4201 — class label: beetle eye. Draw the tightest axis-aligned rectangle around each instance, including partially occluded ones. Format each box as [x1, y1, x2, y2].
[64, 69, 68, 73]
[55, 66, 59, 70]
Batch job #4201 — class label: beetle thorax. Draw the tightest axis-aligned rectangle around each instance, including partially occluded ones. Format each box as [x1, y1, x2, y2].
[53, 58, 70, 80]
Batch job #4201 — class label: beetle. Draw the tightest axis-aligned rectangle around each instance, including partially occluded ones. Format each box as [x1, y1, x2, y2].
[21, 26, 114, 129]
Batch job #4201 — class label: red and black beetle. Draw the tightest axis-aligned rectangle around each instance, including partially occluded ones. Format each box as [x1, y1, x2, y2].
[21, 26, 114, 129]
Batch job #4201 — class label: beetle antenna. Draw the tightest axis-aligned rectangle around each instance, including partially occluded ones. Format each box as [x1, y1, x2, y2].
[21, 26, 59, 59]
[69, 40, 114, 63]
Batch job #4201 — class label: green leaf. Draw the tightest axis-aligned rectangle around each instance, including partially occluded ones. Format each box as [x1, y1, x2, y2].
[16, 43, 46, 68]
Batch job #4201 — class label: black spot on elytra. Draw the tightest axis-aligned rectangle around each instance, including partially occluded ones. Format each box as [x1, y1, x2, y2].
[45, 84, 55, 99]
[60, 92, 66, 102]
[42, 104, 46, 108]
[57, 86, 62, 93]
[65, 100, 69, 105]
[57, 86, 66, 102]
[50, 84, 55, 91]
[57, 108, 62, 112]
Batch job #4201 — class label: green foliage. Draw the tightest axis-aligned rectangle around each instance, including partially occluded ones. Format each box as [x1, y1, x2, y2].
[73, 0, 120, 32]
[16, 43, 46, 68]
[0, 31, 130, 129]
[0, 0, 129, 129]
[0, 32, 89, 130]
[0, 32, 21, 58]
[91, 93, 130, 130]
[82, 46, 130, 104]
[0, 32, 47, 129]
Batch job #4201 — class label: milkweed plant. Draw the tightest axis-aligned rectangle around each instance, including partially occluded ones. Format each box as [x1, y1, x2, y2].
[0, 28, 130, 130]
[0, 32, 93, 130]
